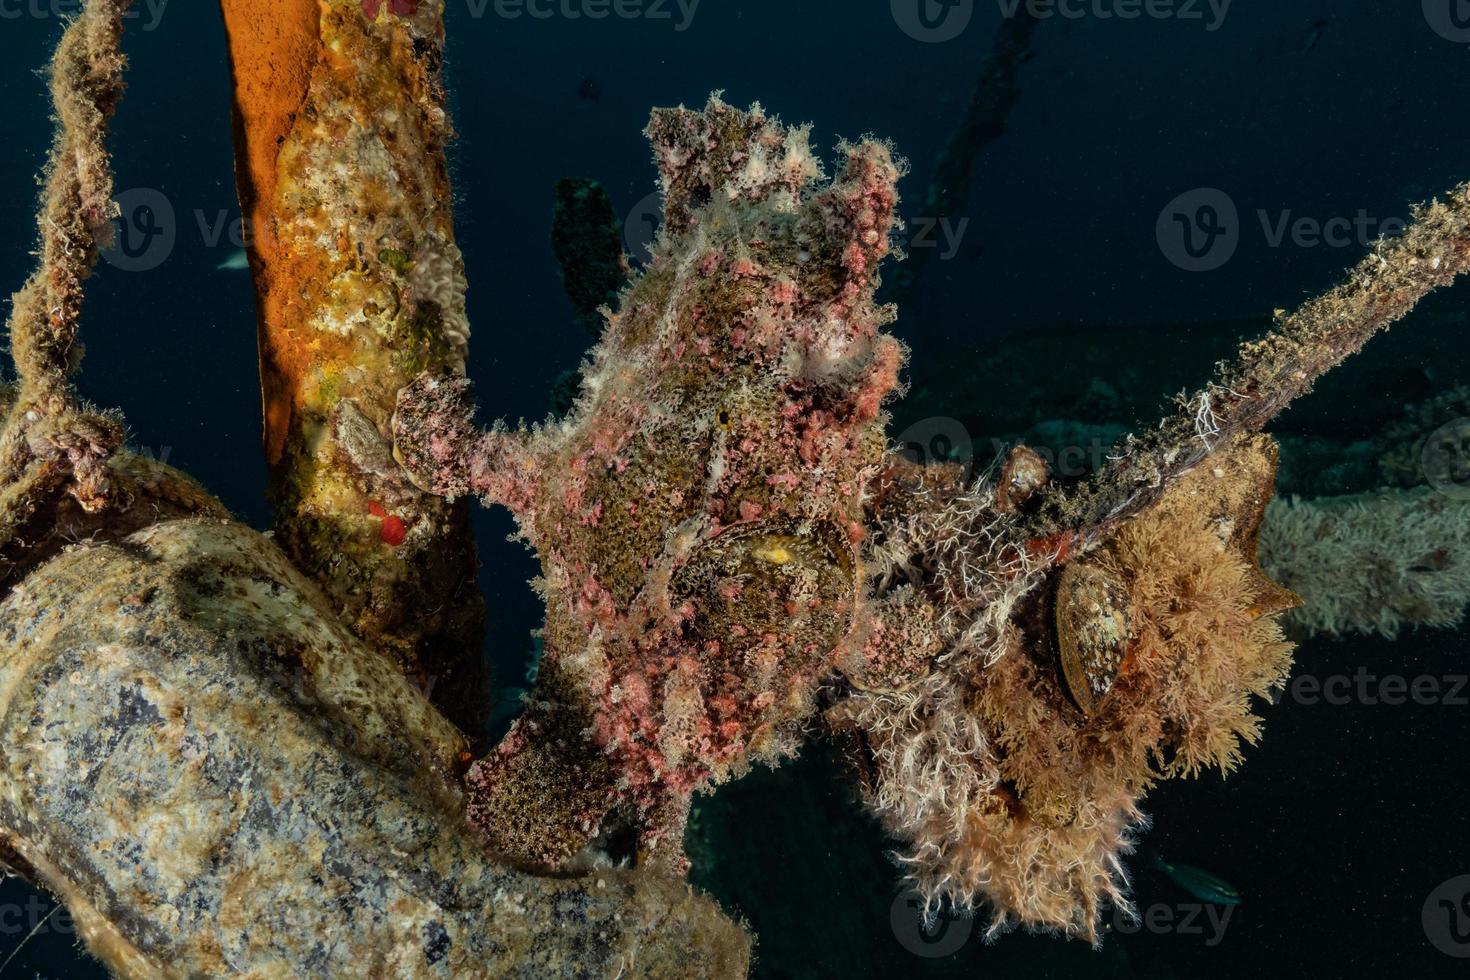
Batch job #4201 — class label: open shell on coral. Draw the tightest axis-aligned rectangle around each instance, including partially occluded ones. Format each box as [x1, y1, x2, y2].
[1054, 560, 1132, 716]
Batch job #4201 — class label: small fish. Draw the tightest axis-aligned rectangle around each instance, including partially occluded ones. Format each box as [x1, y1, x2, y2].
[216, 248, 249, 271]
[577, 75, 602, 102]
[1152, 853, 1241, 905]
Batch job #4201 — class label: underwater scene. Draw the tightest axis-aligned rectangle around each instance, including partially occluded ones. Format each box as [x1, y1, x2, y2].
[0, 0, 1467, 976]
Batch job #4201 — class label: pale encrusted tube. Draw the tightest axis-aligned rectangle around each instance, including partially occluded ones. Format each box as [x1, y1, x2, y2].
[0, 519, 747, 978]
[1262, 487, 1470, 637]
[220, 0, 485, 728]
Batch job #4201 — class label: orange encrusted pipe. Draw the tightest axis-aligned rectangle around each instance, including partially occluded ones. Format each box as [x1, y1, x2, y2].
[219, 0, 486, 731]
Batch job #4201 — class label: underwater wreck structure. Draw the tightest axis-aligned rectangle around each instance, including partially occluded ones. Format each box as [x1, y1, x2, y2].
[0, 0, 1468, 974]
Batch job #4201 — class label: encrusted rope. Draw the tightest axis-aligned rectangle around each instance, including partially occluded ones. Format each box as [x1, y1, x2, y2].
[0, 0, 134, 530]
[1017, 181, 1470, 557]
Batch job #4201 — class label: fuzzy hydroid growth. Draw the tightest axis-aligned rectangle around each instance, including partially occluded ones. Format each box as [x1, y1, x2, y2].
[1262, 487, 1470, 637]
[0, 0, 132, 530]
[0, 0, 228, 584]
[836, 435, 1296, 942]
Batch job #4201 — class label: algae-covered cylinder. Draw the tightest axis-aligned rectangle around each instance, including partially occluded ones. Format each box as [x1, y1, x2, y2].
[0, 519, 746, 978]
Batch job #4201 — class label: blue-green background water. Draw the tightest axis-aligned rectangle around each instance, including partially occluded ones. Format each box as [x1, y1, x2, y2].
[1, 1, 1468, 975]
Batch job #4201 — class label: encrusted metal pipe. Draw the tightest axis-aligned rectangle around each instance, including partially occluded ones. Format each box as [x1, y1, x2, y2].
[0, 519, 747, 977]
[219, 0, 485, 730]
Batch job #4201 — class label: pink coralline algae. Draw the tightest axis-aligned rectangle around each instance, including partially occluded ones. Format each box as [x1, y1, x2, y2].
[393, 95, 907, 869]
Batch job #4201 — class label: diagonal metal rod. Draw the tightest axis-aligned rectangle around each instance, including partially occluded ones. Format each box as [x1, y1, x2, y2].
[1015, 182, 1470, 558]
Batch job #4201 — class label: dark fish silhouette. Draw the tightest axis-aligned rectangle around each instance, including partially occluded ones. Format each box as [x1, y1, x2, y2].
[1153, 853, 1242, 905]
[1299, 18, 1328, 53]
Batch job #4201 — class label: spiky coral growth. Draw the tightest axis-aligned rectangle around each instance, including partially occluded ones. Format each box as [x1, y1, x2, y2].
[1262, 487, 1470, 637]
[836, 435, 1295, 941]
[396, 95, 907, 868]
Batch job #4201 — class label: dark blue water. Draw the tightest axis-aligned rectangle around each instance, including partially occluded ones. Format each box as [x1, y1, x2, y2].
[0, 1, 1467, 975]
